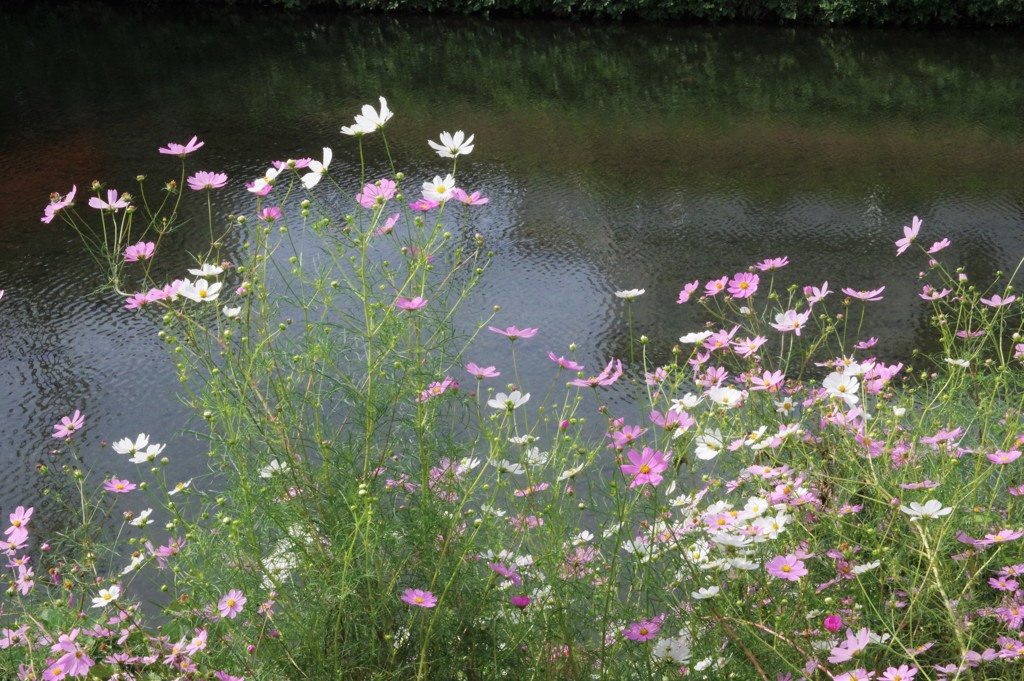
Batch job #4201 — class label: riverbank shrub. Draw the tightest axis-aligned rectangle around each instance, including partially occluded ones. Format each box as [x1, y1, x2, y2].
[9, 98, 1024, 680]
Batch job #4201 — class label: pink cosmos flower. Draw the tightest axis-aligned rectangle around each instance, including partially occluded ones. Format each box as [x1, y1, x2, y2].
[677, 279, 699, 303]
[548, 352, 584, 371]
[103, 479, 137, 494]
[765, 554, 807, 581]
[510, 595, 531, 609]
[373, 213, 400, 236]
[52, 410, 84, 439]
[704, 276, 728, 297]
[828, 627, 871, 664]
[451, 188, 489, 205]
[919, 285, 950, 300]
[728, 272, 759, 298]
[927, 238, 951, 254]
[755, 256, 789, 271]
[895, 216, 922, 256]
[981, 293, 1016, 308]
[990, 576, 1019, 591]
[622, 618, 661, 642]
[804, 281, 832, 305]
[842, 286, 885, 301]
[88, 189, 129, 212]
[977, 529, 1024, 545]
[218, 590, 246, 619]
[621, 447, 668, 488]
[258, 206, 282, 222]
[123, 241, 155, 262]
[487, 561, 522, 586]
[159, 135, 204, 157]
[409, 199, 440, 212]
[417, 376, 457, 403]
[465, 363, 500, 379]
[394, 296, 427, 311]
[570, 359, 623, 388]
[41, 185, 77, 224]
[854, 337, 878, 349]
[749, 370, 785, 392]
[401, 588, 437, 608]
[6, 506, 32, 534]
[733, 335, 767, 358]
[880, 664, 917, 681]
[356, 179, 397, 209]
[488, 325, 538, 341]
[988, 449, 1022, 465]
[187, 171, 228, 191]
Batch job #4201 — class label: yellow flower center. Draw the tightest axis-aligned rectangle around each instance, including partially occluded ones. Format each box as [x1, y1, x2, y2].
[639, 464, 651, 474]
[781, 565, 791, 573]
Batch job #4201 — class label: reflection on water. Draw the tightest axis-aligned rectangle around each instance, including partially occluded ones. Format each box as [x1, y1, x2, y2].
[2, 3, 1024, 509]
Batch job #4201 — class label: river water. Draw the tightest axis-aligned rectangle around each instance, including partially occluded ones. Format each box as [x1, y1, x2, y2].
[2, 3, 1024, 511]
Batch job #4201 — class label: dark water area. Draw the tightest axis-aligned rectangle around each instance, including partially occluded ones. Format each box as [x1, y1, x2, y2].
[2, 3, 1024, 512]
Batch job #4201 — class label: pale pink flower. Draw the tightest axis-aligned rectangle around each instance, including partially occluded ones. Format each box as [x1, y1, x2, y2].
[771, 310, 810, 336]
[988, 449, 1022, 465]
[103, 479, 137, 494]
[218, 590, 246, 619]
[547, 352, 584, 371]
[919, 285, 951, 300]
[88, 189, 129, 212]
[981, 293, 1016, 308]
[880, 664, 917, 681]
[159, 135, 204, 156]
[465, 363, 500, 379]
[765, 554, 807, 581]
[52, 410, 84, 439]
[677, 280, 699, 303]
[187, 171, 228, 191]
[451, 188, 489, 205]
[373, 213, 400, 236]
[895, 216, 922, 256]
[804, 281, 832, 305]
[755, 256, 789, 271]
[123, 241, 155, 262]
[488, 325, 538, 340]
[570, 359, 623, 388]
[842, 286, 885, 301]
[401, 588, 437, 608]
[409, 199, 440, 211]
[927, 238, 951, 254]
[417, 376, 458, 403]
[41, 185, 77, 224]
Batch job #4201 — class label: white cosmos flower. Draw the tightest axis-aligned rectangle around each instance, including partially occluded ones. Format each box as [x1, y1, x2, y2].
[427, 130, 474, 158]
[691, 586, 720, 599]
[179, 278, 223, 303]
[707, 386, 744, 409]
[188, 263, 224, 277]
[694, 429, 724, 460]
[112, 433, 149, 455]
[614, 288, 645, 300]
[480, 504, 506, 518]
[422, 174, 456, 203]
[822, 371, 860, 406]
[899, 499, 953, 520]
[121, 553, 146, 575]
[493, 459, 525, 475]
[301, 147, 333, 189]
[168, 479, 192, 496]
[670, 393, 703, 412]
[524, 447, 548, 467]
[130, 442, 165, 464]
[130, 508, 153, 526]
[223, 306, 241, 318]
[893, 406, 907, 417]
[945, 357, 970, 368]
[653, 635, 692, 664]
[92, 585, 121, 608]
[488, 391, 530, 411]
[679, 330, 714, 344]
[572, 531, 594, 545]
[340, 96, 393, 136]
[260, 459, 289, 478]
[852, 560, 881, 574]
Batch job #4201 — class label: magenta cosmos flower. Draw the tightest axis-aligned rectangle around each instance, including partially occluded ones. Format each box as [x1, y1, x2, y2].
[402, 588, 437, 608]
[187, 171, 228, 191]
[677, 279, 699, 304]
[103, 478, 137, 494]
[218, 589, 246, 619]
[622, 617, 661, 642]
[451, 188, 489, 205]
[394, 296, 428, 311]
[765, 554, 807, 581]
[488, 325, 538, 341]
[159, 135, 204, 157]
[548, 352, 584, 371]
[621, 447, 668, 488]
[52, 410, 84, 439]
